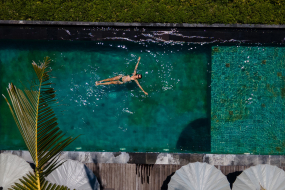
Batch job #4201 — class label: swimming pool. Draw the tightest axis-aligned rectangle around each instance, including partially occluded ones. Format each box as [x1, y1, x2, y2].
[0, 24, 284, 154]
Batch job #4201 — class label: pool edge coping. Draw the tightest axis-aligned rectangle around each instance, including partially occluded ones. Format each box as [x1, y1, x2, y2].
[1, 20, 285, 28]
[1, 150, 284, 166]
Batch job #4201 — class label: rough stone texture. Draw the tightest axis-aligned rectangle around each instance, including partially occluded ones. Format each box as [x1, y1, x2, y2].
[127, 152, 146, 164]
[154, 153, 180, 164]
[205, 154, 225, 165]
[204, 154, 236, 166]
[146, 153, 159, 164]
[234, 155, 260, 166]
[280, 156, 285, 167]
[257, 155, 269, 165]
[155, 153, 168, 164]
[190, 154, 204, 163]
[224, 154, 236, 166]
[270, 155, 281, 166]
[1, 20, 285, 28]
[176, 153, 191, 165]
[1, 150, 285, 166]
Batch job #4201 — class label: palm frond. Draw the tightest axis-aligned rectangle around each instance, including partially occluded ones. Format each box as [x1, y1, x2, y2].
[2, 57, 80, 189]
[260, 184, 266, 190]
[8, 172, 73, 190]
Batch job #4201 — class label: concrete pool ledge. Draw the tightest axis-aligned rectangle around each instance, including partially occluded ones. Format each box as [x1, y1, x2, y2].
[1, 20, 285, 28]
[1, 150, 285, 167]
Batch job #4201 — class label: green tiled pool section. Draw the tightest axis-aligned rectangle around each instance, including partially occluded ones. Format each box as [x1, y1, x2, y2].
[211, 46, 285, 154]
[0, 40, 210, 153]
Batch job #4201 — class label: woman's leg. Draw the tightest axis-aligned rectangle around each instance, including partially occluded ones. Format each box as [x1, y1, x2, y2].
[96, 81, 124, 86]
[97, 75, 122, 83]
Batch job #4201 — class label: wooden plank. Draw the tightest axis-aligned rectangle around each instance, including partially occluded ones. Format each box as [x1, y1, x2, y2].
[150, 165, 155, 190]
[126, 164, 131, 190]
[121, 164, 125, 190]
[141, 165, 145, 190]
[163, 164, 170, 190]
[112, 164, 117, 190]
[225, 165, 230, 175]
[139, 165, 143, 190]
[80, 163, 285, 190]
[99, 163, 104, 188]
[168, 164, 173, 186]
[142, 165, 146, 190]
[238, 165, 244, 172]
[146, 165, 151, 190]
[161, 164, 165, 190]
[220, 166, 226, 175]
[154, 165, 160, 190]
[99, 163, 103, 188]
[121, 164, 126, 190]
[119, 164, 122, 190]
[230, 166, 235, 174]
[136, 164, 139, 190]
[144, 165, 150, 189]
[131, 164, 136, 190]
[118, 164, 121, 190]
[112, 163, 116, 189]
[106, 163, 111, 189]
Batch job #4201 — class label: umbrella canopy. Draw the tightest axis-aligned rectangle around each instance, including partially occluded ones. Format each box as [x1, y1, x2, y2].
[168, 162, 231, 190]
[232, 164, 285, 190]
[0, 153, 34, 190]
[46, 159, 100, 190]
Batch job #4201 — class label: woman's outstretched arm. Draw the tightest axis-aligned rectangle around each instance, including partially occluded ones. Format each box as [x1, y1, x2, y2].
[134, 79, 148, 95]
[133, 57, 141, 75]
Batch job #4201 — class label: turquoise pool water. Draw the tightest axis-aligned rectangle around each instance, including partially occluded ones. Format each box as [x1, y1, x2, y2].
[1, 39, 285, 154]
[0, 40, 210, 153]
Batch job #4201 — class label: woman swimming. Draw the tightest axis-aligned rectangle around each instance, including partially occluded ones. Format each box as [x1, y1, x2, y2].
[96, 57, 148, 95]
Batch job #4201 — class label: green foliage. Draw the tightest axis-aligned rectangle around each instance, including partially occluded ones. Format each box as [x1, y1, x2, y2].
[9, 172, 72, 190]
[0, 0, 285, 24]
[2, 57, 79, 189]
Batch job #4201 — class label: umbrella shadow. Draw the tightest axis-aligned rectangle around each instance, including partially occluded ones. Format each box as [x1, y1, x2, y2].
[27, 161, 36, 171]
[226, 171, 242, 189]
[84, 164, 104, 190]
[161, 172, 175, 190]
[176, 57, 211, 152]
[176, 118, 211, 152]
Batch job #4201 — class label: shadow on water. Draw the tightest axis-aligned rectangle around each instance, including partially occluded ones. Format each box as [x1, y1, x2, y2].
[84, 164, 104, 190]
[176, 46, 211, 153]
[226, 171, 242, 189]
[104, 81, 137, 93]
[161, 172, 175, 190]
[176, 118, 211, 152]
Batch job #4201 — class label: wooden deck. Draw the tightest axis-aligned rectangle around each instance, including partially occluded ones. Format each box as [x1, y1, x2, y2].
[85, 163, 282, 190]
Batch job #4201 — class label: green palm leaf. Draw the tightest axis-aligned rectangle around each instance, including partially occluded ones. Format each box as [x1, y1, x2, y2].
[2, 57, 80, 189]
[8, 172, 74, 190]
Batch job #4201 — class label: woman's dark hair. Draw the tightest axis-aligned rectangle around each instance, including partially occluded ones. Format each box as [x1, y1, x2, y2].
[137, 74, 142, 79]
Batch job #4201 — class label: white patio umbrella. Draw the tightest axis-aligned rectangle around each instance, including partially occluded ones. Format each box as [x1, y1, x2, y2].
[232, 164, 285, 190]
[168, 162, 231, 190]
[46, 159, 100, 190]
[0, 153, 34, 190]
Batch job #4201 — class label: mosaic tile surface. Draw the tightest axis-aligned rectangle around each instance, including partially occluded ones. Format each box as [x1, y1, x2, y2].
[211, 46, 285, 154]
